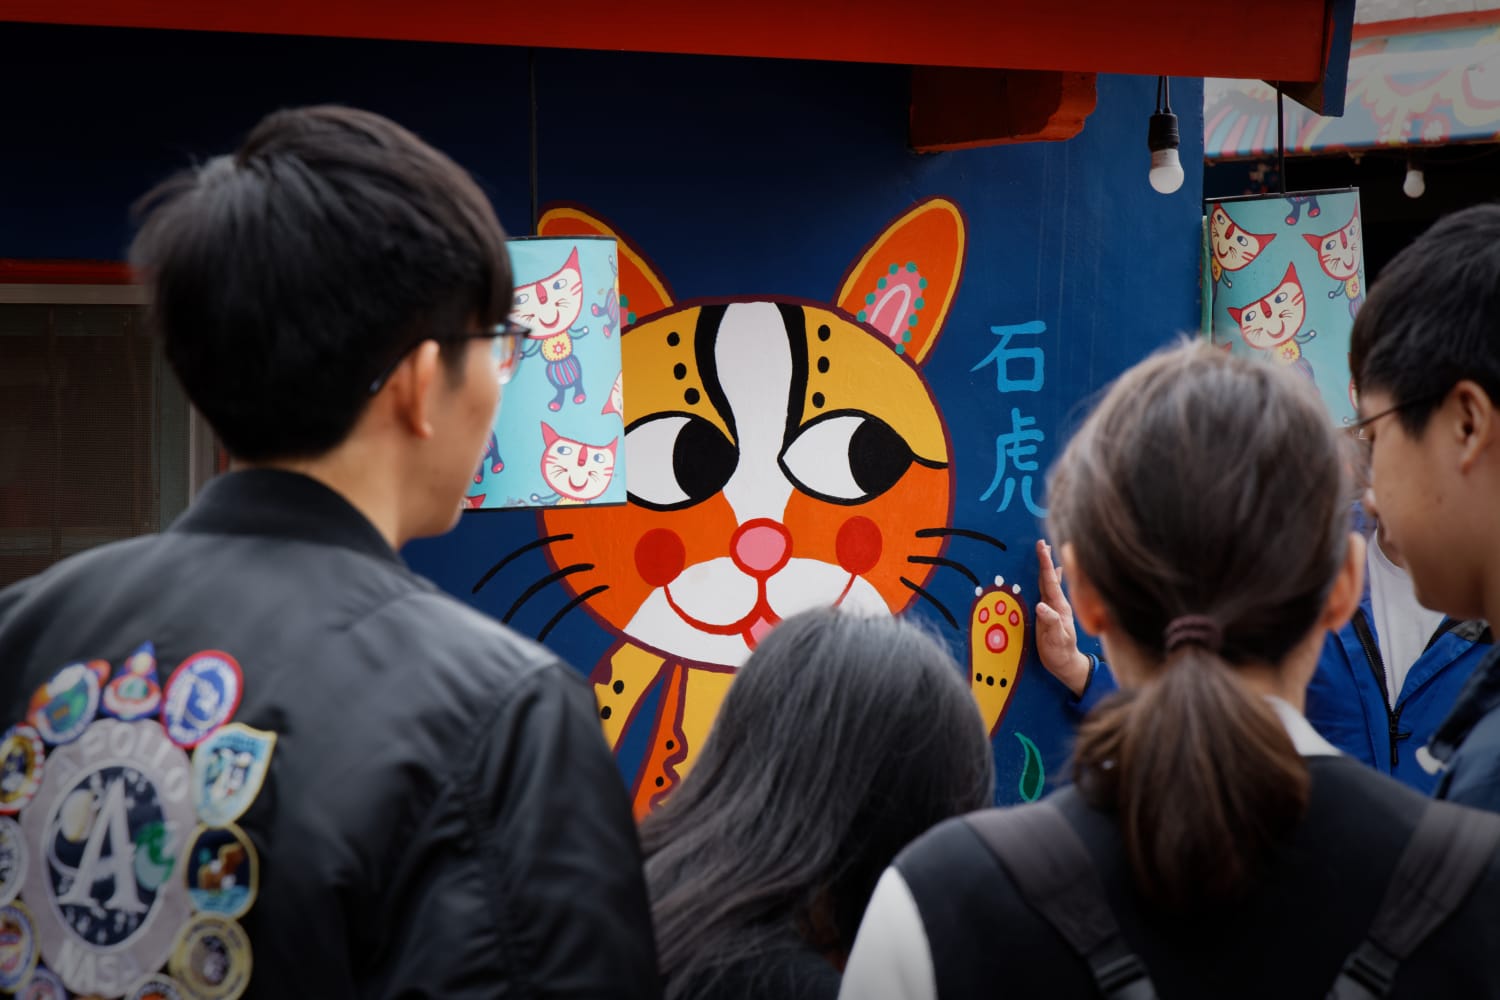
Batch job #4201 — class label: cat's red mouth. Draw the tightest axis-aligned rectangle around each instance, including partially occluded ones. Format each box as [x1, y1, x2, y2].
[661, 572, 859, 649]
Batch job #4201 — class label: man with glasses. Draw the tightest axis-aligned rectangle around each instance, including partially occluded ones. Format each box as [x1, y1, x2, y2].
[1351, 203, 1500, 812]
[0, 107, 660, 997]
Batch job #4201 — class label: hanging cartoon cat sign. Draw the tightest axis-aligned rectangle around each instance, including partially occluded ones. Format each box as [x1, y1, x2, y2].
[465, 237, 627, 509]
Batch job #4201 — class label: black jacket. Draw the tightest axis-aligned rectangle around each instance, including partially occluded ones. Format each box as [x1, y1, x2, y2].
[0, 470, 660, 999]
[888, 757, 1500, 999]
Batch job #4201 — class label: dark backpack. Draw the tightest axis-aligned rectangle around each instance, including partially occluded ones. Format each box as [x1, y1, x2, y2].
[965, 798, 1500, 1000]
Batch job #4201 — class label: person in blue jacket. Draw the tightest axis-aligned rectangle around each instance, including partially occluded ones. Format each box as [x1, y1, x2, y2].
[1033, 527, 1491, 794]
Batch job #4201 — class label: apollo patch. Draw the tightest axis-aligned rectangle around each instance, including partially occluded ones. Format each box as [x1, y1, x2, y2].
[0, 727, 44, 815]
[168, 915, 251, 1000]
[191, 724, 275, 828]
[162, 653, 243, 749]
[27, 663, 101, 746]
[0, 901, 39, 992]
[104, 643, 164, 723]
[124, 971, 189, 1000]
[0, 816, 26, 907]
[19, 719, 196, 997]
[16, 965, 66, 1000]
[183, 825, 257, 919]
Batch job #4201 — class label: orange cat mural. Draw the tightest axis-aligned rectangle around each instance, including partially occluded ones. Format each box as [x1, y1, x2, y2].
[524, 199, 1025, 816]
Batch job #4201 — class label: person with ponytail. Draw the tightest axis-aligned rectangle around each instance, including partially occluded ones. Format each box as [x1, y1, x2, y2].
[642, 608, 994, 1000]
[839, 342, 1500, 999]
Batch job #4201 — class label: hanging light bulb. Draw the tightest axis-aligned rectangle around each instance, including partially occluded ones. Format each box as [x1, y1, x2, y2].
[1148, 76, 1184, 195]
[1403, 157, 1426, 199]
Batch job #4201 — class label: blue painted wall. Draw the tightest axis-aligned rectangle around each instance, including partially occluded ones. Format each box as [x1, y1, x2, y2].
[0, 23, 1205, 803]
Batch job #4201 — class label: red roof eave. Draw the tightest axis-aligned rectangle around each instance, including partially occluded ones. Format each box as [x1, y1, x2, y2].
[3, 0, 1344, 82]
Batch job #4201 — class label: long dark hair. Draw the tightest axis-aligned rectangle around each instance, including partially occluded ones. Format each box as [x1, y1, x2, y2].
[1048, 342, 1350, 909]
[641, 608, 994, 996]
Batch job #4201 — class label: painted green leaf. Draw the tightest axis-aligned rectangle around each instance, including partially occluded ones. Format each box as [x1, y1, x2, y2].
[1015, 732, 1045, 803]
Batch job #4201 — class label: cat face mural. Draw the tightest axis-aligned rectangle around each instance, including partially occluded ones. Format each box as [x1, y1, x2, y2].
[517, 199, 1025, 815]
[1304, 207, 1362, 282]
[1208, 203, 1276, 285]
[536, 422, 618, 505]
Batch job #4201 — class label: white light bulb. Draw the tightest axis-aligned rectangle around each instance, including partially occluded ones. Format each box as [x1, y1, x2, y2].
[1148, 147, 1185, 194]
[1403, 167, 1426, 199]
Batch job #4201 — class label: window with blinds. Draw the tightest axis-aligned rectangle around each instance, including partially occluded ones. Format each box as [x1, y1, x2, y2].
[0, 298, 194, 587]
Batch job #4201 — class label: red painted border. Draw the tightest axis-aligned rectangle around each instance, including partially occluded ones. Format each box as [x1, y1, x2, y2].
[1353, 10, 1500, 40]
[2, 0, 1339, 81]
[0, 259, 135, 284]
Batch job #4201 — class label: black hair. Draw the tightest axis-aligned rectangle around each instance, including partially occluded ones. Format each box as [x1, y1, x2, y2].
[640, 608, 994, 998]
[130, 105, 512, 462]
[1050, 342, 1350, 908]
[1351, 202, 1500, 434]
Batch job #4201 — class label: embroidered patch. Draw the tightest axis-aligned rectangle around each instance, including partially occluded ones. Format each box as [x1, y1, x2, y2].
[0, 817, 26, 907]
[162, 652, 243, 749]
[169, 915, 251, 1000]
[19, 720, 195, 997]
[85, 659, 111, 690]
[124, 972, 190, 1000]
[191, 724, 275, 828]
[183, 825, 258, 919]
[104, 642, 164, 722]
[26, 663, 101, 746]
[16, 965, 66, 1000]
[0, 901, 39, 992]
[0, 727, 44, 815]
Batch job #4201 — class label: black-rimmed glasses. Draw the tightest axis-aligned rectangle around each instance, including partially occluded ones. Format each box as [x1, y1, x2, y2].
[1350, 391, 1444, 441]
[368, 320, 529, 395]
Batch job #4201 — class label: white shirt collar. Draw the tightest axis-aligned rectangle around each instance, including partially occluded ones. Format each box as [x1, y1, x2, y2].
[1265, 695, 1341, 757]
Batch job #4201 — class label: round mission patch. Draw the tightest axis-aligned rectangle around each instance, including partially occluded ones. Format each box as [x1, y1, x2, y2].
[19, 719, 196, 997]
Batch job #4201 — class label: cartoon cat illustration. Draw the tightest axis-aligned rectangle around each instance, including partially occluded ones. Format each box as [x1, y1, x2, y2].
[592, 253, 621, 338]
[1229, 263, 1317, 380]
[477, 199, 1025, 816]
[529, 422, 618, 506]
[1304, 206, 1364, 320]
[511, 247, 591, 412]
[1208, 203, 1277, 287]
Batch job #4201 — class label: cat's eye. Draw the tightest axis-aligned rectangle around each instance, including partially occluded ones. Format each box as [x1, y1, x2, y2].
[780, 412, 915, 503]
[626, 414, 738, 510]
[556, 445, 573, 456]
[1235, 235, 1248, 246]
[1273, 292, 1288, 304]
[1244, 309, 1259, 322]
[515, 292, 530, 306]
[553, 278, 567, 290]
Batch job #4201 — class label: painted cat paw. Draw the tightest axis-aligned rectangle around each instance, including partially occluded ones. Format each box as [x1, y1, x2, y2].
[970, 576, 1026, 737]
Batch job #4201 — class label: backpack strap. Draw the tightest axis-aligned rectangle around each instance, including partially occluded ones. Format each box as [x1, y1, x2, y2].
[965, 802, 1159, 1000]
[1329, 800, 1500, 1000]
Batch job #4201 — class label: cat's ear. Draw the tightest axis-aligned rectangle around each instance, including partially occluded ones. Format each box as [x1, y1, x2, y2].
[834, 197, 965, 366]
[1283, 262, 1299, 285]
[1303, 233, 1325, 251]
[564, 246, 581, 276]
[603, 437, 619, 457]
[537, 203, 675, 326]
[1227, 304, 1245, 324]
[541, 422, 560, 447]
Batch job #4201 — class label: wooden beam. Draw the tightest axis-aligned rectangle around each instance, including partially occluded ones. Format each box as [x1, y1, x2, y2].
[910, 68, 1097, 152]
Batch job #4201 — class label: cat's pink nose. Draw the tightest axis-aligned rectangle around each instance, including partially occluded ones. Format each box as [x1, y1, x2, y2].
[731, 519, 792, 578]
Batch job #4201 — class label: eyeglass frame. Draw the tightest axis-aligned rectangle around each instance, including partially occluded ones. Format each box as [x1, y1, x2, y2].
[1350, 390, 1445, 441]
[368, 320, 529, 395]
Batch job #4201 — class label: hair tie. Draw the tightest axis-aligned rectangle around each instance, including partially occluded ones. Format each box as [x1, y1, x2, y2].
[1164, 615, 1222, 654]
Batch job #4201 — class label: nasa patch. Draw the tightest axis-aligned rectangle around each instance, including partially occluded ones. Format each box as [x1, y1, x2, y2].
[104, 642, 164, 723]
[0, 816, 26, 907]
[191, 724, 275, 828]
[16, 965, 66, 1000]
[0, 901, 39, 992]
[19, 719, 196, 997]
[0, 727, 44, 815]
[162, 652, 243, 749]
[168, 915, 251, 1000]
[183, 824, 258, 919]
[26, 663, 101, 746]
